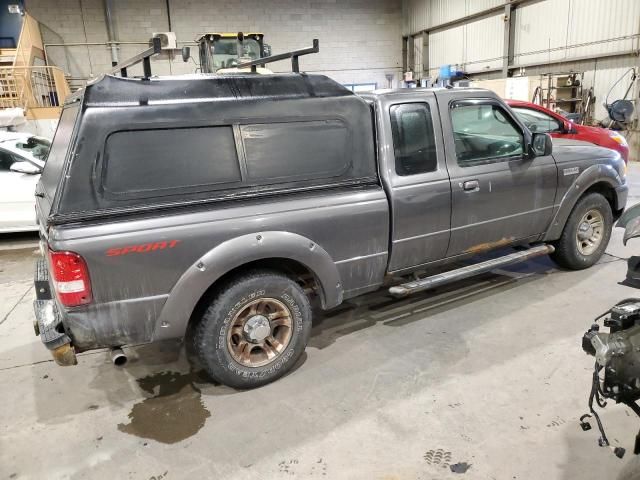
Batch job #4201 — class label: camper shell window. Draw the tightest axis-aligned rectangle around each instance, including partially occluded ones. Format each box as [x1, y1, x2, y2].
[101, 120, 356, 200]
[103, 126, 241, 197]
[241, 120, 350, 183]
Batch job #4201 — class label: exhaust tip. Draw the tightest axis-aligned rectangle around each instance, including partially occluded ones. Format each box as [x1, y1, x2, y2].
[111, 347, 127, 367]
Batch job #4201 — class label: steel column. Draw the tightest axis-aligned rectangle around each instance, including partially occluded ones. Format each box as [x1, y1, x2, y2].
[502, 3, 516, 76]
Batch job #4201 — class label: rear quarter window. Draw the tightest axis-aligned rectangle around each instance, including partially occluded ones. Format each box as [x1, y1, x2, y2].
[102, 126, 241, 197]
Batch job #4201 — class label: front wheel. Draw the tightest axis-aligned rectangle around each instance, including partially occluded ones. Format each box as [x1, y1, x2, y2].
[550, 192, 613, 270]
[191, 270, 312, 389]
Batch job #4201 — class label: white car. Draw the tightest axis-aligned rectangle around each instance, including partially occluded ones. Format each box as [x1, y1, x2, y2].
[0, 131, 50, 232]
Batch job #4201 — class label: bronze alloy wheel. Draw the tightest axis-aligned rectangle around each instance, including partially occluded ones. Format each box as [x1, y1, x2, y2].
[226, 297, 293, 368]
[575, 208, 604, 256]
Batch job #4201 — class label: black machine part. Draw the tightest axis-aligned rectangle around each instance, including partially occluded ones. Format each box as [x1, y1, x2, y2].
[604, 67, 637, 125]
[582, 299, 640, 457]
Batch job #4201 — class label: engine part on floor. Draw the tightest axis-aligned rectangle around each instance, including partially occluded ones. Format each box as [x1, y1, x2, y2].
[581, 298, 640, 458]
[110, 347, 127, 366]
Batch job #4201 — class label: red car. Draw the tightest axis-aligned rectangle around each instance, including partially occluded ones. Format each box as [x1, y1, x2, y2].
[506, 99, 629, 163]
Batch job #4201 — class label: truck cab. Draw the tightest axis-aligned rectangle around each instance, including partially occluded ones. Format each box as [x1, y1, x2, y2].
[365, 88, 557, 271]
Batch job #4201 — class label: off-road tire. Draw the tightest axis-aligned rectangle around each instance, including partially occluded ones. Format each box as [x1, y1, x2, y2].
[550, 192, 613, 270]
[191, 270, 312, 389]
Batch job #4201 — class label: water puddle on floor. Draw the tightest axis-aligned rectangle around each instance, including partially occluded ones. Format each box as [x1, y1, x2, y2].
[117, 370, 211, 444]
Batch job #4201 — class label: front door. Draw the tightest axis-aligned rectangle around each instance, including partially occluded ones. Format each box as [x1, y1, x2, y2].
[440, 96, 557, 257]
[382, 95, 452, 272]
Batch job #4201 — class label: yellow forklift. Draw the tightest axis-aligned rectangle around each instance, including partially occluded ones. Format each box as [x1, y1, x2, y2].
[194, 32, 272, 73]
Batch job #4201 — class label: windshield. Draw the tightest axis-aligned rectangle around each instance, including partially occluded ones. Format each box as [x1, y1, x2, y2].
[212, 38, 261, 70]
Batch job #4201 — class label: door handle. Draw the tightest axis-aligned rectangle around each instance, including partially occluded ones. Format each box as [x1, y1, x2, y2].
[462, 180, 480, 192]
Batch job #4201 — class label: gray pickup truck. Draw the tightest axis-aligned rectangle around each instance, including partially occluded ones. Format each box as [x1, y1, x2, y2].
[33, 72, 627, 388]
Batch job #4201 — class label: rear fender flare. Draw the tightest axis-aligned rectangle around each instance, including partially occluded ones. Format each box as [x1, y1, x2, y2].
[153, 231, 343, 341]
[544, 164, 623, 241]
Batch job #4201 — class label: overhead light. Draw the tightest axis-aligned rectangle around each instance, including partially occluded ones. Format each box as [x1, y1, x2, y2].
[8, 4, 24, 15]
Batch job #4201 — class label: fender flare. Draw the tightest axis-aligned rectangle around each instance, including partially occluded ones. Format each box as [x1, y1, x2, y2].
[544, 164, 623, 241]
[152, 231, 343, 341]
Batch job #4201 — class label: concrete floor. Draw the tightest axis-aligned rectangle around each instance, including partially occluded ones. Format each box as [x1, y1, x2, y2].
[3, 167, 640, 480]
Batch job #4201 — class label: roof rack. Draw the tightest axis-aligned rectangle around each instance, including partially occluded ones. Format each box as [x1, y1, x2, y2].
[236, 39, 319, 73]
[108, 36, 162, 79]
[106, 37, 319, 79]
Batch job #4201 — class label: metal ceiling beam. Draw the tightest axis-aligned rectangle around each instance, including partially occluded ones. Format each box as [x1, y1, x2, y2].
[508, 49, 637, 70]
[422, 32, 429, 76]
[452, 50, 636, 78]
[502, 2, 517, 76]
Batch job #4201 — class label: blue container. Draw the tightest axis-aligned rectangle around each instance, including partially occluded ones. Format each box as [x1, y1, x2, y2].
[439, 64, 452, 79]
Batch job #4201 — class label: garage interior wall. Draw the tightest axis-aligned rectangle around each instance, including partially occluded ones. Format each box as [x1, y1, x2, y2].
[24, 0, 402, 89]
[403, 0, 640, 159]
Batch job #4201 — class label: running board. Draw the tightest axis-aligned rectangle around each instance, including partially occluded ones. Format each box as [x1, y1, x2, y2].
[388, 244, 555, 298]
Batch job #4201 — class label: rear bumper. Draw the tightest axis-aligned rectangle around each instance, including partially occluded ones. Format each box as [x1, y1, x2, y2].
[33, 258, 77, 366]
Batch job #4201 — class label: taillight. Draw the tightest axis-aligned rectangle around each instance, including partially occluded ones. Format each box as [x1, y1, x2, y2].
[48, 249, 92, 307]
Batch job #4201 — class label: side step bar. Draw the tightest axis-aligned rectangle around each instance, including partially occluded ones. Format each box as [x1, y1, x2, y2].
[388, 244, 554, 298]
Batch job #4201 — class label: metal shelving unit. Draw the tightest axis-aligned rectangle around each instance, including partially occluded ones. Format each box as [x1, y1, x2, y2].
[536, 72, 585, 122]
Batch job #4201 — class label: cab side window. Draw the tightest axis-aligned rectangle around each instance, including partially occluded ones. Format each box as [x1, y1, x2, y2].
[390, 103, 438, 176]
[450, 102, 524, 167]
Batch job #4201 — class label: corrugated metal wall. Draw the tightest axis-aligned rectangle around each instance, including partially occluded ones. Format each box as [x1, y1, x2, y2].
[404, 0, 505, 77]
[565, 0, 640, 58]
[464, 14, 504, 73]
[514, 0, 640, 66]
[513, 0, 570, 65]
[404, 0, 640, 71]
[428, 15, 503, 76]
[403, 0, 502, 35]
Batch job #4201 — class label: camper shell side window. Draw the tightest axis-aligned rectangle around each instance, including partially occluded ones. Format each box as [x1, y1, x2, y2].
[100, 119, 354, 201]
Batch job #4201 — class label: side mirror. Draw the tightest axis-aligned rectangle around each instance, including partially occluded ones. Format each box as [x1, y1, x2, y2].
[10, 161, 41, 174]
[263, 44, 272, 57]
[181, 46, 191, 63]
[530, 132, 553, 157]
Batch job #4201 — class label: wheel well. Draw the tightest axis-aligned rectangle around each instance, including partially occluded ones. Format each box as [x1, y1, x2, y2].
[187, 258, 320, 331]
[583, 182, 620, 216]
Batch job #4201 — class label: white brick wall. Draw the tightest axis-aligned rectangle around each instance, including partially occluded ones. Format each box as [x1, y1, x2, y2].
[26, 0, 403, 89]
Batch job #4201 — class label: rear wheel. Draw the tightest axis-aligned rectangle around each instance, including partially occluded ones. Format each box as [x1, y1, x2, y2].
[550, 192, 613, 270]
[190, 270, 312, 389]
